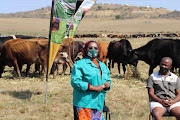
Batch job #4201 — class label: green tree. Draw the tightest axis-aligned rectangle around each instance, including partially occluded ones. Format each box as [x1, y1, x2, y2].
[97, 6, 102, 10]
[115, 15, 123, 20]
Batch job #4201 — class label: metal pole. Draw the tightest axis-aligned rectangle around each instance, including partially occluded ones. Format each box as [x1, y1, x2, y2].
[45, 0, 55, 104]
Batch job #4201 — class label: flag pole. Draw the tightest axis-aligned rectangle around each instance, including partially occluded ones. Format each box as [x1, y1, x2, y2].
[45, 0, 55, 104]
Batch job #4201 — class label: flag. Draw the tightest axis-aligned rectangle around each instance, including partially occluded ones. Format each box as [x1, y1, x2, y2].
[47, 0, 97, 74]
[45, 0, 96, 103]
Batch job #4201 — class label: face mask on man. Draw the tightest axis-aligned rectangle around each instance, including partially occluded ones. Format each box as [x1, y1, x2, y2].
[87, 49, 99, 58]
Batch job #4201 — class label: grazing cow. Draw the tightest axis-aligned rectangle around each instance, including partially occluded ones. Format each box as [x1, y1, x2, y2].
[126, 38, 180, 75]
[52, 38, 84, 75]
[74, 52, 83, 61]
[0, 38, 49, 81]
[74, 34, 81, 38]
[146, 33, 157, 37]
[52, 52, 74, 78]
[15, 35, 47, 39]
[52, 51, 84, 78]
[107, 39, 137, 74]
[97, 40, 109, 64]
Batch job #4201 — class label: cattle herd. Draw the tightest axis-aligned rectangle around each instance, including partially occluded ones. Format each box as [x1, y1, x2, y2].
[0, 34, 180, 81]
[74, 33, 180, 38]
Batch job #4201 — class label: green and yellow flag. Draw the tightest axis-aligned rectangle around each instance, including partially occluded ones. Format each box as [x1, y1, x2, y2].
[47, 0, 97, 73]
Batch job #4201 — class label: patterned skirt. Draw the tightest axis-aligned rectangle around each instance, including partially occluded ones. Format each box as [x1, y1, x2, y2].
[73, 106, 104, 120]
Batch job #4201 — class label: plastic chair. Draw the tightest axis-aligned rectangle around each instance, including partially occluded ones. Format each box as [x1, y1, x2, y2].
[149, 111, 174, 120]
[148, 97, 174, 120]
[103, 104, 111, 120]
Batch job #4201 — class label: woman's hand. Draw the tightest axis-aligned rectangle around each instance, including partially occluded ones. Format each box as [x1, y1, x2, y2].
[88, 85, 104, 92]
[103, 82, 110, 89]
[94, 85, 104, 92]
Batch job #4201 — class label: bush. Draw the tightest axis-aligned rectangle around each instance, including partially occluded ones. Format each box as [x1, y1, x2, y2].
[115, 15, 123, 20]
[97, 6, 102, 10]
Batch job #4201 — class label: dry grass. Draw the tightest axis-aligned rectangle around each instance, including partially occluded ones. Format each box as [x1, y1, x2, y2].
[77, 18, 180, 35]
[0, 18, 50, 37]
[0, 67, 176, 120]
[1, 18, 180, 37]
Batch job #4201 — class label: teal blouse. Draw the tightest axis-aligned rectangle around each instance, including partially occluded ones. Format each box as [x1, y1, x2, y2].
[71, 58, 111, 111]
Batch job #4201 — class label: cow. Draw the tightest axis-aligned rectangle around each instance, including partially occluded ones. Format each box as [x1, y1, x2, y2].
[0, 36, 16, 49]
[0, 35, 48, 75]
[74, 52, 83, 61]
[146, 33, 157, 37]
[52, 38, 84, 76]
[0, 38, 49, 81]
[0, 35, 47, 49]
[107, 39, 137, 74]
[126, 38, 180, 75]
[59, 38, 84, 63]
[97, 40, 109, 64]
[51, 51, 74, 78]
[15, 35, 47, 39]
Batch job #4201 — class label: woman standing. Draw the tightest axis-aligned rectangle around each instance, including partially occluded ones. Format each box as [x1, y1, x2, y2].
[71, 40, 111, 120]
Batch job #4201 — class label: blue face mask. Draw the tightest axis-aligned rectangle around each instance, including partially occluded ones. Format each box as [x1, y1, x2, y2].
[87, 49, 99, 58]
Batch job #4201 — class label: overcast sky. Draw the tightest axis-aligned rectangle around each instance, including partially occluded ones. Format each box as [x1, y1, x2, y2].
[0, 0, 180, 13]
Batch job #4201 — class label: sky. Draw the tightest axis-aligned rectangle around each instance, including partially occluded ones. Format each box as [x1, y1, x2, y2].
[0, 0, 180, 13]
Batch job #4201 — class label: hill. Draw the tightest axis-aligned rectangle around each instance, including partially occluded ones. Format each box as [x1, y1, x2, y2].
[1, 4, 180, 37]
[0, 7, 51, 19]
[0, 4, 179, 19]
[157, 10, 180, 19]
[86, 4, 173, 19]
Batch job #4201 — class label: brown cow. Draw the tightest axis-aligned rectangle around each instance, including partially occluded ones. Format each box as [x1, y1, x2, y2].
[52, 38, 84, 76]
[97, 40, 109, 64]
[52, 52, 73, 78]
[0, 38, 48, 81]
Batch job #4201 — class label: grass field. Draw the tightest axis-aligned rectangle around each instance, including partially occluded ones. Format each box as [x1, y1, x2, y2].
[0, 16, 179, 119]
[1, 18, 180, 37]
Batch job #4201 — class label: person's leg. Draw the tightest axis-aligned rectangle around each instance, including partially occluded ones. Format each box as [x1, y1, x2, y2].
[170, 107, 180, 120]
[169, 101, 180, 120]
[152, 107, 166, 120]
[150, 101, 166, 120]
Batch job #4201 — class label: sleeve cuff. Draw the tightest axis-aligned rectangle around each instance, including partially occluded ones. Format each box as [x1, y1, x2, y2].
[87, 84, 91, 91]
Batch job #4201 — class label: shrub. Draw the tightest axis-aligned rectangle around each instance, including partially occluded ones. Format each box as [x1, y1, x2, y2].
[97, 6, 102, 10]
[115, 15, 123, 20]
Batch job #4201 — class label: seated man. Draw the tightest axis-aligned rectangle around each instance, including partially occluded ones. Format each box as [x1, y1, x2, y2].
[147, 57, 180, 120]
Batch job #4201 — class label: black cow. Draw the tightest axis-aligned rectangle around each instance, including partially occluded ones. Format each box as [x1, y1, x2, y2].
[0, 36, 15, 49]
[126, 38, 180, 75]
[107, 39, 137, 74]
[15, 35, 47, 39]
